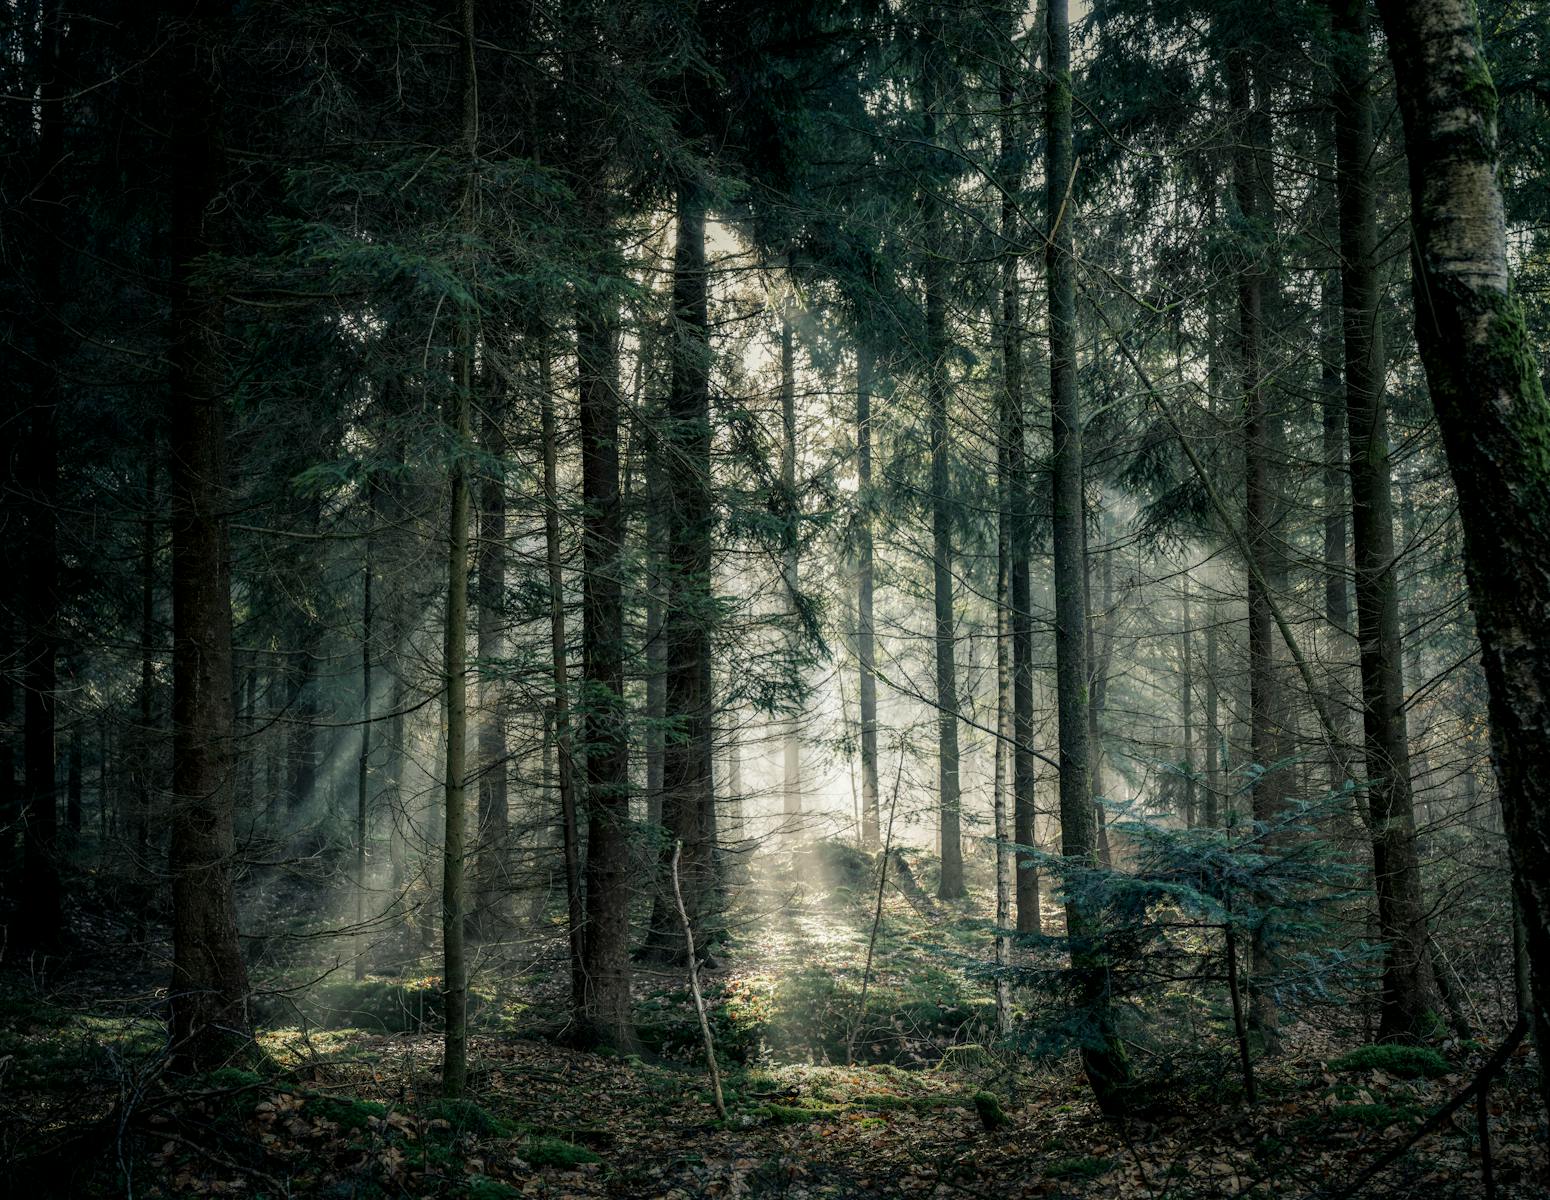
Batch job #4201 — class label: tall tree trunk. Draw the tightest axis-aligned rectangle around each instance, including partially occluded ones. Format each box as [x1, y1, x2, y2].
[474, 361, 510, 940]
[576, 226, 635, 1043]
[642, 183, 717, 964]
[780, 292, 803, 838]
[1229, 45, 1284, 1050]
[644, 451, 667, 830]
[440, 0, 478, 1098]
[1329, 0, 1435, 1041]
[165, 0, 250, 1069]
[355, 533, 372, 981]
[994, 86, 1016, 1013]
[923, 38, 964, 901]
[856, 348, 880, 850]
[1181, 580, 1196, 827]
[1320, 260, 1352, 804]
[1046, 0, 1128, 1110]
[20, 0, 65, 948]
[1377, 0, 1550, 1110]
[1205, 600, 1220, 829]
[1005, 43, 1040, 935]
[540, 345, 586, 1024]
[66, 720, 81, 840]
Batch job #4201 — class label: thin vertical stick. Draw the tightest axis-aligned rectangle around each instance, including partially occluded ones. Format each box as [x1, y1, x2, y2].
[672, 840, 725, 1119]
[848, 752, 906, 1066]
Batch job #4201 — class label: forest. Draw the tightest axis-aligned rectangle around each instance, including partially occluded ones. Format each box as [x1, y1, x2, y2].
[3, 0, 1550, 1195]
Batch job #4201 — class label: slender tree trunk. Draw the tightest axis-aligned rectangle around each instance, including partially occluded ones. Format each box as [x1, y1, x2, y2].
[856, 348, 880, 850]
[994, 134, 1015, 1022]
[165, 0, 250, 1069]
[576, 227, 635, 1043]
[1205, 600, 1220, 829]
[355, 532, 373, 981]
[540, 345, 586, 1022]
[1329, 0, 1435, 1040]
[1378, 0, 1550, 1110]
[922, 40, 964, 901]
[1181, 581, 1196, 827]
[66, 720, 81, 841]
[1005, 44, 1040, 935]
[642, 182, 717, 964]
[440, 0, 478, 1098]
[20, 0, 65, 948]
[474, 360, 509, 940]
[1229, 45, 1283, 1050]
[1046, 0, 1128, 1110]
[1320, 258, 1353, 805]
[780, 292, 803, 838]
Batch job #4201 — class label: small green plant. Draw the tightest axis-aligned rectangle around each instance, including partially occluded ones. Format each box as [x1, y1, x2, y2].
[1046, 1156, 1114, 1181]
[519, 1135, 601, 1167]
[973, 1091, 1010, 1131]
[1330, 1044, 1449, 1080]
[425, 1098, 512, 1138]
[1330, 1102, 1414, 1129]
[306, 1094, 386, 1131]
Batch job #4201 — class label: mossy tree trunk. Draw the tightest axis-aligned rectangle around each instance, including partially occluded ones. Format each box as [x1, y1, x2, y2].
[1378, 0, 1550, 1109]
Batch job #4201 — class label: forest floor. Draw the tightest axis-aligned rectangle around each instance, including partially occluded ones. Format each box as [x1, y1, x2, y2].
[2, 840, 1546, 1198]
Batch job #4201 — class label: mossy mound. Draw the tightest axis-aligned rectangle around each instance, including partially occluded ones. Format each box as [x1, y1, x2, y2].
[1330, 1044, 1449, 1080]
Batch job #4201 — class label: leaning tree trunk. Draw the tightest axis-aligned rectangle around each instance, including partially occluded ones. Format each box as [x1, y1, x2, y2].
[1378, 0, 1550, 1111]
[1046, 0, 1129, 1111]
[642, 182, 718, 965]
[165, 0, 250, 1070]
[1329, 0, 1435, 1041]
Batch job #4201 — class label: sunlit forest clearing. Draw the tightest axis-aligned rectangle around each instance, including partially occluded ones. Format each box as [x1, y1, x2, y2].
[4, 0, 1550, 1196]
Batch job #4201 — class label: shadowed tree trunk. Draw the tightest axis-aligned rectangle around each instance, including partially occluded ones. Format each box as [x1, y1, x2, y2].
[1047, 0, 1129, 1111]
[1228, 42, 1286, 1051]
[19, 0, 65, 949]
[1329, 0, 1436, 1041]
[1378, 0, 1550, 1110]
[165, 0, 250, 1070]
[474, 361, 510, 941]
[922, 27, 964, 901]
[439, 0, 478, 1098]
[642, 181, 718, 965]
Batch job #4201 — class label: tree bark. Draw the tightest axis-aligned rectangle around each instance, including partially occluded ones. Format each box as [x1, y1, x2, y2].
[1046, 0, 1128, 1110]
[642, 182, 718, 965]
[1229, 44, 1284, 1050]
[540, 344, 586, 1023]
[165, 0, 250, 1070]
[1377, 0, 1550, 1110]
[922, 32, 964, 901]
[20, 0, 65, 947]
[474, 360, 509, 941]
[1329, 0, 1435, 1041]
[440, 0, 478, 1098]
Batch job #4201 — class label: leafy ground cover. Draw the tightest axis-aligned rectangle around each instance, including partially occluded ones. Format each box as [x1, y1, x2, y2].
[2, 844, 1544, 1197]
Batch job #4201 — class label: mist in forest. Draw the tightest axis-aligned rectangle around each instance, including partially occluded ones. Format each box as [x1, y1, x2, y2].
[3, 0, 1549, 1196]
